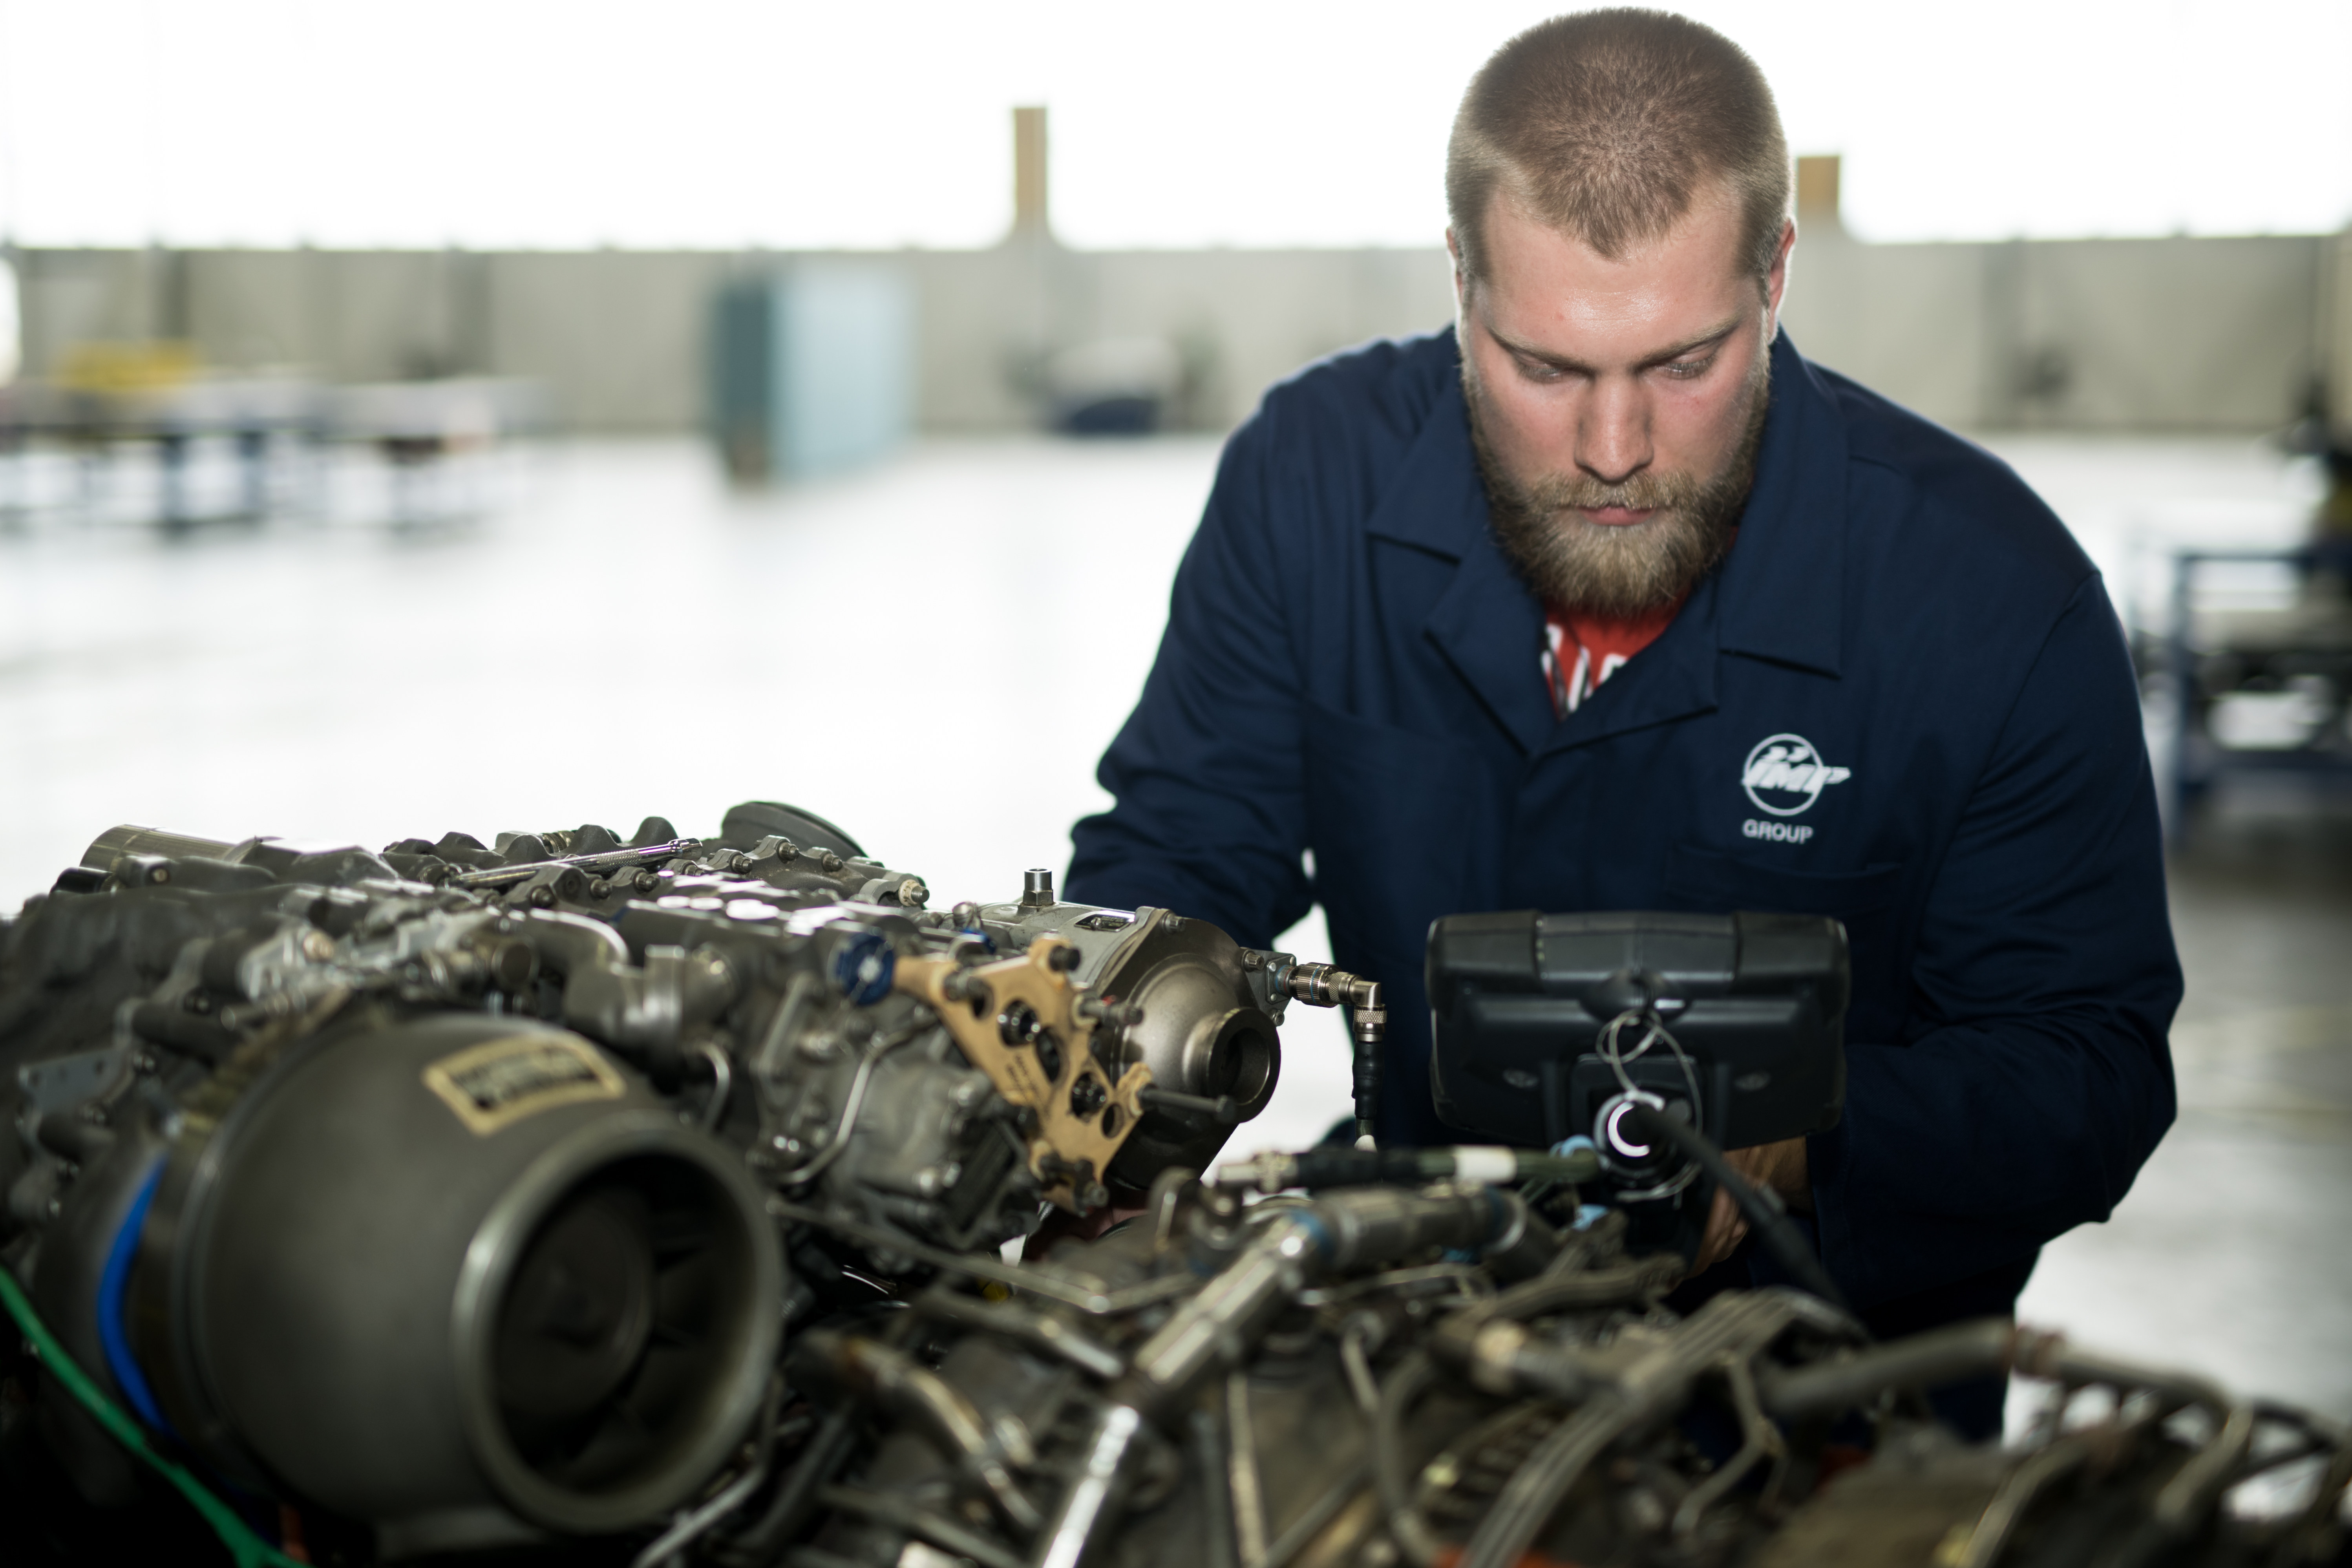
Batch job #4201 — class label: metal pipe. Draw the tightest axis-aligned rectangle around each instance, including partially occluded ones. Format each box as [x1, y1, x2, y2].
[787, 1331, 1040, 1532]
[1030, 1403, 1144, 1568]
[713, 1407, 856, 1566]
[820, 1484, 1029, 1568]
[631, 1377, 784, 1568]
[1026, 1185, 1520, 1568]
[1258, 1457, 1374, 1568]
[1185, 1402, 1241, 1568]
[915, 1289, 1124, 1381]
[1760, 1319, 2026, 1419]
[1760, 1321, 2239, 1427]
[1278, 965, 1384, 1146]
[449, 839, 699, 891]
[1215, 1144, 1601, 1194]
[1227, 1372, 1268, 1568]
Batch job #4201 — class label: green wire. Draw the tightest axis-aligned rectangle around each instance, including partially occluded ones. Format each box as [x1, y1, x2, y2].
[0, 1263, 303, 1568]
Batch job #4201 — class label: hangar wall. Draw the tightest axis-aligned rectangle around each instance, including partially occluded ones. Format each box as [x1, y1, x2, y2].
[10, 230, 2336, 435]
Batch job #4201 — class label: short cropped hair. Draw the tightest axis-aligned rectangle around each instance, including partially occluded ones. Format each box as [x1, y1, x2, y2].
[1446, 9, 1790, 289]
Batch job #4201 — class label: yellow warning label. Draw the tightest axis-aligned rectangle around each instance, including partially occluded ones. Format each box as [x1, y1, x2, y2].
[422, 1034, 625, 1137]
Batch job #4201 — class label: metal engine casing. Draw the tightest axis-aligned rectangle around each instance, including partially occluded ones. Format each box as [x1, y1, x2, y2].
[142, 1011, 779, 1545]
[969, 899, 1282, 1188]
[0, 804, 1296, 1552]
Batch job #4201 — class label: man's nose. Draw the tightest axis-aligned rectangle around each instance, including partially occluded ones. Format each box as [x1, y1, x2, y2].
[1577, 378, 1652, 485]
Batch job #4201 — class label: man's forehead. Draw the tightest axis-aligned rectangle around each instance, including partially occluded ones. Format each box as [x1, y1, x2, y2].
[1488, 172, 1747, 264]
[1482, 184, 1749, 285]
[1473, 189, 1756, 351]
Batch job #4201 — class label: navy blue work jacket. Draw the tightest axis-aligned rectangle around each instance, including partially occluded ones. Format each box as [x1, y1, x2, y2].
[1069, 327, 2180, 1340]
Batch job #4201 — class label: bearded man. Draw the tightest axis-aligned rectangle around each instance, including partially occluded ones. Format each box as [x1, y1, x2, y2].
[1065, 8, 2179, 1437]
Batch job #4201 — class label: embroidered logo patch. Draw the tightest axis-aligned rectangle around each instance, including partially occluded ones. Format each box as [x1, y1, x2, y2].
[1740, 733, 1852, 818]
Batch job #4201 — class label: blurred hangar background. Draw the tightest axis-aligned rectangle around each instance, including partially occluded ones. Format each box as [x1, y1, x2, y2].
[0, 0, 2348, 1432]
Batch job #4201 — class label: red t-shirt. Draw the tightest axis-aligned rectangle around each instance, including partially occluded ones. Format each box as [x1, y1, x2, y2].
[1543, 598, 1683, 717]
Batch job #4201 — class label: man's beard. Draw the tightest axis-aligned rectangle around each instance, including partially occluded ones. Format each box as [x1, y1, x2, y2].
[1466, 352, 1770, 619]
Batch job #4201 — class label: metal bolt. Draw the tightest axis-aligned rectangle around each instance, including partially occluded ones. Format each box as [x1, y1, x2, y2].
[819, 851, 845, 873]
[528, 885, 555, 908]
[896, 877, 928, 908]
[1240, 950, 1263, 970]
[633, 870, 659, 892]
[1045, 944, 1080, 974]
[301, 929, 336, 961]
[588, 877, 613, 899]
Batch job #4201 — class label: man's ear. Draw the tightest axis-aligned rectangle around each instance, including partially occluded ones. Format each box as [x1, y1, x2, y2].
[1446, 227, 1468, 304]
[1763, 217, 1796, 336]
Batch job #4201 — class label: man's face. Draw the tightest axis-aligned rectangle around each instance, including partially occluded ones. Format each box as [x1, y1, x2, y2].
[1455, 187, 1793, 618]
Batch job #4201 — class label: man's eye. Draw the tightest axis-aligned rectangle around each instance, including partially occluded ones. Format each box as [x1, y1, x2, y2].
[1515, 356, 1565, 383]
[1661, 356, 1714, 380]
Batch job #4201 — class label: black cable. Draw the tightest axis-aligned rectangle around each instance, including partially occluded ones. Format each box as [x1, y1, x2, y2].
[631, 1376, 790, 1568]
[1371, 1349, 1445, 1568]
[1456, 1396, 1638, 1568]
[713, 1406, 858, 1567]
[1483, 1256, 1683, 1323]
[1620, 1103, 1857, 1321]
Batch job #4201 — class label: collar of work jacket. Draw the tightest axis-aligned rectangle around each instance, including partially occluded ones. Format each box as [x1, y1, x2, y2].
[1360, 329, 1848, 758]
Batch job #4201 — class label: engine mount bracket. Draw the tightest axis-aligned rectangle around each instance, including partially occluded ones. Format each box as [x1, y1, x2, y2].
[894, 938, 1151, 1213]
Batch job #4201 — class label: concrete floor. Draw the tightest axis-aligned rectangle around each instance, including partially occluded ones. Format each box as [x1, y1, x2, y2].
[2, 431, 2344, 1434]
[2013, 792, 2352, 1428]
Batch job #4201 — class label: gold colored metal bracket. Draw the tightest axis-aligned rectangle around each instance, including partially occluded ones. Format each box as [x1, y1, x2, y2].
[895, 937, 1150, 1213]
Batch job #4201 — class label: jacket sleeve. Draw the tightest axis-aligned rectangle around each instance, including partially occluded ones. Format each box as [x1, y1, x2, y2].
[1809, 574, 2182, 1310]
[1064, 414, 1316, 948]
